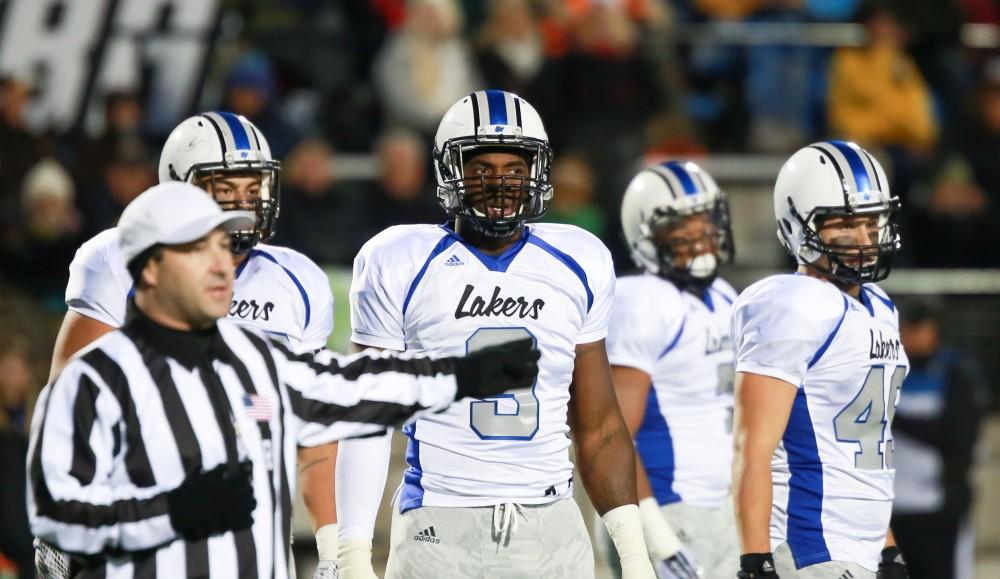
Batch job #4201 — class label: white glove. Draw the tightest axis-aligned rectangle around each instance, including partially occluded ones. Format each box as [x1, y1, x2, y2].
[638, 498, 701, 579]
[311, 559, 339, 579]
[603, 504, 658, 579]
[338, 538, 379, 579]
[655, 545, 700, 579]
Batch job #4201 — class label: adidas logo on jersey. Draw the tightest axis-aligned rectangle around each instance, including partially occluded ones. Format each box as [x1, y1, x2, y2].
[444, 254, 464, 267]
[413, 526, 440, 544]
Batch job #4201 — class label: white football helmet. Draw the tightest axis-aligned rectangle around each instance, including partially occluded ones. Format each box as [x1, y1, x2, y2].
[621, 160, 733, 289]
[434, 90, 553, 238]
[159, 112, 281, 253]
[775, 140, 900, 284]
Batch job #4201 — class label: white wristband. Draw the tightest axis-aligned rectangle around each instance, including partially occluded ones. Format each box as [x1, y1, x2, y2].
[315, 523, 340, 561]
[602, 504, 652, 565]
[338, 538, 377, 579]
[639, 497, 682, 560]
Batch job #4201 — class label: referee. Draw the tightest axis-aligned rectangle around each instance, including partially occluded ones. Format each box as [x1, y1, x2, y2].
[27, 182, 539, 579]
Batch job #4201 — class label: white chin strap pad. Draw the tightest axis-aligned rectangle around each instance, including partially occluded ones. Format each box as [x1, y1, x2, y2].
[688, 253, 717, 279]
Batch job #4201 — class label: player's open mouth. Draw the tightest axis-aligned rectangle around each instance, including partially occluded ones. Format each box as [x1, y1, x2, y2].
[843, 253, 878, 267]
[472, 203, 520, 219]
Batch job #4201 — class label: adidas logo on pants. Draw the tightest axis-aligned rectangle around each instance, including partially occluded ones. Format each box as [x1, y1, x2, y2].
[413, 526, 440, 544]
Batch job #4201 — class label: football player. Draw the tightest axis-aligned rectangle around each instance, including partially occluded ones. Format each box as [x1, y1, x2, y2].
[48, 112, 343, 578]
[610, 160, 739, 578]
[730, 141, 911, 578]
[337, 90, 657, 579]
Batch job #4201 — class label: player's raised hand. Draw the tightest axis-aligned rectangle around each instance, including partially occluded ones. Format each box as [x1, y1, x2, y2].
[453, 337, 540, 398]
[656, 545, 701, 579]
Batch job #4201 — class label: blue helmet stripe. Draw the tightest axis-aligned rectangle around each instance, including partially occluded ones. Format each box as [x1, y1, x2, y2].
[662, 162, 698, 196]
[828, 141, 871, 193]
[485, 90, 509, 125]
[218, 111, 252, 151]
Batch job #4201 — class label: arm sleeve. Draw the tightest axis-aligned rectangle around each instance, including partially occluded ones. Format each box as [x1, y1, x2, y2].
[577, 247, 616, 344]
[28, 364, 176, 555]
[276, 344, 459, 447]
[336, 430, 393, 542]
[349, 246, 406, 350]
[65, 234, 130, 328]
[732, 290, 843, 387]
[606, 286, 682, 375]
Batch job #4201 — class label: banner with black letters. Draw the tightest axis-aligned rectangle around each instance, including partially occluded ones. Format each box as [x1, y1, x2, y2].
[0, 0, 221, 135]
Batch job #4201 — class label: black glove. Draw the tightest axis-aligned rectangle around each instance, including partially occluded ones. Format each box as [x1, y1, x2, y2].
[877, 546, 910, 579]
[737, 553, 779, 578]
[167, 462, 256, 541]
[453, 338, 540, 399]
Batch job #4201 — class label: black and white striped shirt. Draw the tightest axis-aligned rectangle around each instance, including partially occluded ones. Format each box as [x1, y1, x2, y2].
[28, 311, 460, 579]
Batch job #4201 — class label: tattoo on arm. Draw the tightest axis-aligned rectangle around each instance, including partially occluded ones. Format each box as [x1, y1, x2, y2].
[298, 457, 329, 474]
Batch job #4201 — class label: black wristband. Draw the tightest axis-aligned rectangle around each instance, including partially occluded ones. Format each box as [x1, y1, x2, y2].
[880, 546, 904, 565]
[878, 546, 910, 578]
[740, 553, 777, 575]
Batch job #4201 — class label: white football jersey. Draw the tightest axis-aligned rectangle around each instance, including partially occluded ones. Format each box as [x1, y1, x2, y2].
[732, 274, 908, 572]
[607, 274, 736, 509]
[350, 223, 615, 509]
[65, 228, 333, 352]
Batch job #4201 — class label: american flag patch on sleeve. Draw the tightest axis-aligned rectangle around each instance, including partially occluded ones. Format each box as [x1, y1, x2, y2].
[243, 393, 274, 422]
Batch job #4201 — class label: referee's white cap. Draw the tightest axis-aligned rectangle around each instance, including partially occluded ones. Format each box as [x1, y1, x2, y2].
[118, 181, 255, 265]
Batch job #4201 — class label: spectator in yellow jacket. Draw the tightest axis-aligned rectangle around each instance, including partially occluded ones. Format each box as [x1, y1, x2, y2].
[828, 2, 938, 154]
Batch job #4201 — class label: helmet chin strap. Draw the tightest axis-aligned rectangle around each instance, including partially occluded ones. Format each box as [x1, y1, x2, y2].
[229, 231, 258, 255]
[461, 216, 524, 240]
